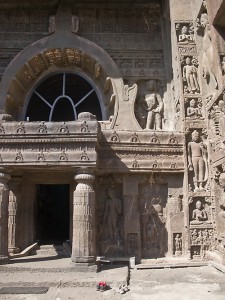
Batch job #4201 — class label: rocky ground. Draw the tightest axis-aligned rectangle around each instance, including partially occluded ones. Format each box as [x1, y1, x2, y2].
[0, 255, 225, 299]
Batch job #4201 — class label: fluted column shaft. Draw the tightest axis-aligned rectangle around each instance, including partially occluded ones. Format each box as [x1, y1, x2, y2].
[71, 171, 96, 264]
[8, 177, 21, 254]
[0, 172, 10, 264]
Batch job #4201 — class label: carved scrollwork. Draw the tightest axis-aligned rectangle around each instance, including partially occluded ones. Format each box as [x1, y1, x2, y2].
[150, 133, 160, 144]
[80, 121, 89, 133]
[132, 160, 139, 169]
[110, 131, 120, 142]
[80, 151, 89, 161]
[37, 122, 47, 134]
[57, 123, 69, 134]
[37, 152, 45, 162]
[16, 122, 25, 134]
[15, 151, 23, 162]
[59, 151, 68, 161]
[130, 132, 140, 143]
[0, 124, 5, 134]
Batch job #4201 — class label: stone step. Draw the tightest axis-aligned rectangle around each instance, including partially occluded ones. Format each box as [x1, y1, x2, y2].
[34, 244, 70, 257]
[134, 261, 208, 270]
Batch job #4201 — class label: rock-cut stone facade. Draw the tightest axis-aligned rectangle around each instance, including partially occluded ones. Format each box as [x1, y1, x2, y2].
[0, 0, 225, 267]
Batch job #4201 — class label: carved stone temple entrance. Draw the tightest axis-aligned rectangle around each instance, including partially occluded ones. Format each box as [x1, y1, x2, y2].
[36, 184, 70, 243]
[0, 0, 225, 268]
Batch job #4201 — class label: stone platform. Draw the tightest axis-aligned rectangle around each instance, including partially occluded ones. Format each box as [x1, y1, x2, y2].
[0, 255, 128, 289]
[0, 257, 225, 299]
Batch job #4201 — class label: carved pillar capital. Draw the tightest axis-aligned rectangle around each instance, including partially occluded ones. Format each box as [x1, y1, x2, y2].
[74, 173, 95, 184]
[0, 171, 10, 264]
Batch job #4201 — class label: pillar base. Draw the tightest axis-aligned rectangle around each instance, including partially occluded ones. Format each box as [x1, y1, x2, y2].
[0, 255, 10, 265]
[70, 262, 97, 272]
[8, 247, 20, 254]
[71, 255, 95, 264]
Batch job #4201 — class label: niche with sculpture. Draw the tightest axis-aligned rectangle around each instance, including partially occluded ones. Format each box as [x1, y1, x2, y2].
[175, 22, 195, 44]
[173, 233, 182, 256]
[134, 79, 164, 130]
[139, 182, 168, 259]
[96, 181, 124, 257]
[181, 56, 200, 95]
[189, 197, 211, 225]
[185, 97, 203, 119]
[187, 130, 208, 192]
[190, 228, 214, 259]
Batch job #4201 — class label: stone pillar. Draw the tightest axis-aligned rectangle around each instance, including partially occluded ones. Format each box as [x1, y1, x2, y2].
[8, 177, 21, 254]
[71, 169, 96, 268]
[0, 172, 10, 264]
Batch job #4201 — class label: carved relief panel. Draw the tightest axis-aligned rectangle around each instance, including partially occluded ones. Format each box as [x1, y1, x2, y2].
[139, 182, 168, 259]
[175, 22, 195, 45]
[134, 79, 164, 130]
[187, 130, 208, 192]
[181, 56, 200, 95]
[96, 176, 124, 257]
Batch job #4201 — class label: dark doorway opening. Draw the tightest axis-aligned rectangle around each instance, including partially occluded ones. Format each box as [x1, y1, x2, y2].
[36, 184, 70, 244]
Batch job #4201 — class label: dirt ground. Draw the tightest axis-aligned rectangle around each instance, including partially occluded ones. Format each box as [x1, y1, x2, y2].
[0, 256, 225, 299]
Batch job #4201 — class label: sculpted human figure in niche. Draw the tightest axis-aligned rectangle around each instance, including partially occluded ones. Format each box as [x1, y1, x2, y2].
[200, 13, 218, 89]
[183, 57, 200, 94]
[101, 186, 122, 240]
[222, 56, 225, 76]
[191, 200, 208, 224]
[178, 25, 194, 44]
[142, 80, 163, 130]
[175, 234, 182, 252]
[188, 130, 207, 191]
[187, 99, 202, 118]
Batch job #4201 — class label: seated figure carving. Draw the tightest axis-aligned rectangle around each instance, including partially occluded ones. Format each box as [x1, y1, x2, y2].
[190, 200, 208, 224]
[186, 99, 203, 119]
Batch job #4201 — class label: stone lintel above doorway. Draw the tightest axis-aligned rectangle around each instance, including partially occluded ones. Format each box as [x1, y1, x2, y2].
[0, 117, 99, 170]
